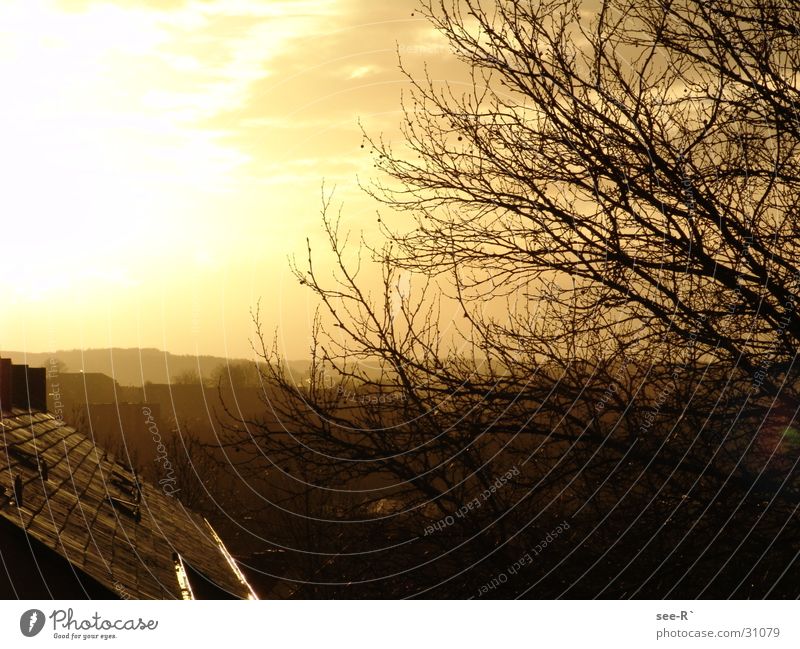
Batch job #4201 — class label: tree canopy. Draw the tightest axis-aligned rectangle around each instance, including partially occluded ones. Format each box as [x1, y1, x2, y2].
[218, 0, 800, 598]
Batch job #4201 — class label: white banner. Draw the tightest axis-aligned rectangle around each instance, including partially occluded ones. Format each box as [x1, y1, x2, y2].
[1, 600, 796, 648]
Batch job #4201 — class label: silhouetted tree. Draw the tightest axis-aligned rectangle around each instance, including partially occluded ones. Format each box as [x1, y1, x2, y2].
[210, 361, 263, 390]
[219, 0, 800, 598]
[364, 0, 800, 392]
[172, 369, 203, 386]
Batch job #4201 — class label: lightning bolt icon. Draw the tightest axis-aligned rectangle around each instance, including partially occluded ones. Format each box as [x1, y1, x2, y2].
[28, 612, 38, 632]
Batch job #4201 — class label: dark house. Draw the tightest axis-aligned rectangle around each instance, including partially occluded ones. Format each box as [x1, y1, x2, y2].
[0, 358, 258, 599]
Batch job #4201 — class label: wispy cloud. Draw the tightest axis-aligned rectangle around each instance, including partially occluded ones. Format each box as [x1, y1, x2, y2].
[1, 0, 464, 356]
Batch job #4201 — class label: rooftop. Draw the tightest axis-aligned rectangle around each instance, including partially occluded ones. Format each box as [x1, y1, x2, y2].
[0, 408, 257, 599]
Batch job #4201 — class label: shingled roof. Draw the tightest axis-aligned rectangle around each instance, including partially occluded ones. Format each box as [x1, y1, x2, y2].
[0, 408, 258, 600]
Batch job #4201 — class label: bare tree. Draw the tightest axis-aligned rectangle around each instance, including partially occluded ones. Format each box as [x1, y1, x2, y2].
[218, 0, 800, 598]
[364, 0, 800, 391]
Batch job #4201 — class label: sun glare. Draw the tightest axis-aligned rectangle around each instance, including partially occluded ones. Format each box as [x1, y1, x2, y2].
[0, 0, 247, 300]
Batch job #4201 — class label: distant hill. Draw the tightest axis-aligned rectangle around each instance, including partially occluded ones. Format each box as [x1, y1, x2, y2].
[0, 348, 312, 387]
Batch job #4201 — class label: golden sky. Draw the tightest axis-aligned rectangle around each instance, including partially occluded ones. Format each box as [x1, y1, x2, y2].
[0, 0, 464, 359]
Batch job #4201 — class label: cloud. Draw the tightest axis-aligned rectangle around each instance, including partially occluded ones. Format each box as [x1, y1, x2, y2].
[348, 65, 376, 79]
[1, 0, 472, 357]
